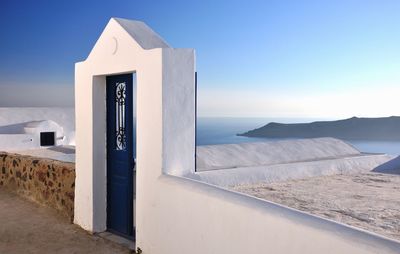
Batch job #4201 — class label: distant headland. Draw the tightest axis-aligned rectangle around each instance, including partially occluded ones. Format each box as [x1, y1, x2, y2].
[238, 116, 400, 141]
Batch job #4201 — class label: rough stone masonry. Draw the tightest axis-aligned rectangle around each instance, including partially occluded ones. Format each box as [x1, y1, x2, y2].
[0, 152, 75, 221]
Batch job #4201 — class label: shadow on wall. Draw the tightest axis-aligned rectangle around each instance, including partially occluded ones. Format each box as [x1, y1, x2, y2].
[372, 156, 400, 175]
[48, 146, 75, 154]
[0, 120, 72, 150]
[0, 122, 27, 134]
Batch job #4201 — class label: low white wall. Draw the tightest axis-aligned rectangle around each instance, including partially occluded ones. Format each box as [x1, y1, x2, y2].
[192, 154, 393, 187]
[0, 107, 74, 131]
[0, 107, 75, 147]
[0, 134, 36, 151]
[137, 174, 400, 254]
[196, 138, 361, 171]
[193, 138, 393, 186]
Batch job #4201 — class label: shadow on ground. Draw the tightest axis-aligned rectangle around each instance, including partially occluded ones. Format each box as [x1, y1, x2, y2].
[0, 189, 131, 254]
[373, 156, 400, 175]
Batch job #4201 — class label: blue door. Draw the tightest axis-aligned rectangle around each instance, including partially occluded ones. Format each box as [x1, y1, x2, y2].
[106, 74, 134, 238]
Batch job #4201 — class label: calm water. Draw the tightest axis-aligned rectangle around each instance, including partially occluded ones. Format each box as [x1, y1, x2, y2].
[196, 117, 400, 156]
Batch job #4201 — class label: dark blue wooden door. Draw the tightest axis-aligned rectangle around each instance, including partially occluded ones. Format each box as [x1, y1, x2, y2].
[106, 74, 134, 238]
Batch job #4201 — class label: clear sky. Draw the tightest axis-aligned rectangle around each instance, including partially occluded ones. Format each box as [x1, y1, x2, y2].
[1, 0, 399, 118]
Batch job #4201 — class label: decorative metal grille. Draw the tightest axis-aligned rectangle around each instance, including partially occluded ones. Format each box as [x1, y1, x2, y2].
[115, 82, 126, 150]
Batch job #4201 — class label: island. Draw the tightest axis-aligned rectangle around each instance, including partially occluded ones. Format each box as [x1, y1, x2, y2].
[238, 116, 400, 141]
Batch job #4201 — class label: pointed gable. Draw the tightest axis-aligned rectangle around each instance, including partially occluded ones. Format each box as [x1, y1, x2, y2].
[85, 18, 170, 62]
[113, 18, 170, 49]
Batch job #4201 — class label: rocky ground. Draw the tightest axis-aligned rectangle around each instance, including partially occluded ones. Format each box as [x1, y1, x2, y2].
[0, 189, 131, 254]
[232, 172, 400, 242]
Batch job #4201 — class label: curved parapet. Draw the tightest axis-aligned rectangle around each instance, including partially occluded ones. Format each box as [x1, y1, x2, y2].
[196, 137, 361, 171]
[23, 120, 63, 134]
[193, 137, 394, 187]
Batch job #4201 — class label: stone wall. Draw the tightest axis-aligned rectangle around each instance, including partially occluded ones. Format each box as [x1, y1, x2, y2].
[0, 152, 75, 221]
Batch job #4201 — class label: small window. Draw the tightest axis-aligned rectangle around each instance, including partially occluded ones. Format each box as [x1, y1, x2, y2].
[115, 82, 127, 150]
[40, 132, 55, 146]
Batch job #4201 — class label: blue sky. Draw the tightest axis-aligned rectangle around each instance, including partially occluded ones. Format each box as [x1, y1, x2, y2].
[1, 0, 399, 117]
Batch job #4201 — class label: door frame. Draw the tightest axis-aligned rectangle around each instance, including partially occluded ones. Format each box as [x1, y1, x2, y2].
[86, 71, 137, 237]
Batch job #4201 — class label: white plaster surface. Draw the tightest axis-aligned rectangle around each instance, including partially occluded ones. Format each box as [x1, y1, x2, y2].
[192, 138, 394, 186]
[162, 48, 195, 176]
[75, 18, 400, 254]
[74, 17, 175, 233]
[196, 137, 362, 171]
[0, 107, 75, 150]
[0, 107, 74, 133]
[0, 134, 36, 151]
[11, 146, 75, 163]
[23, 120, 62, 134]
[137, 174, 400, 254]
[114, 18, 169, 49]
[232, 172, 400, 242]
[192, 153, 393, 187]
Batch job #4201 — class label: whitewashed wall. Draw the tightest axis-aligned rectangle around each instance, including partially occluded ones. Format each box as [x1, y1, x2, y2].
[0, 107, 74, 134]
[137, 175, 400, 254]
[0, 134, 36, 150]
[0, 107, 75, 150]
[74, 18, 172, 232]
[75, 18, 400, 254]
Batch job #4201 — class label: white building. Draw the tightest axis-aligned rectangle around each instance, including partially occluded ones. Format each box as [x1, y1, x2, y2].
[0, 107, 75, 151]
[74, 18, 400, 254]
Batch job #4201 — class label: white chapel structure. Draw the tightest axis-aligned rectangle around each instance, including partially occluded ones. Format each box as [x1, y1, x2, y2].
[74, 17, 195, 239]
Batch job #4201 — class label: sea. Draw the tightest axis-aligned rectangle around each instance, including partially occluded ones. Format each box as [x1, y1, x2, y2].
[196, 117, 400, 156]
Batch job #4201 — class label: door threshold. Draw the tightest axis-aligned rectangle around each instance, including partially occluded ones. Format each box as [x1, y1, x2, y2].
[97, 231, 135, 250]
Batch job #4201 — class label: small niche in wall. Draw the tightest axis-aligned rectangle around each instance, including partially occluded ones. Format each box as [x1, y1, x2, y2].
[40, 132, 55, 146]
